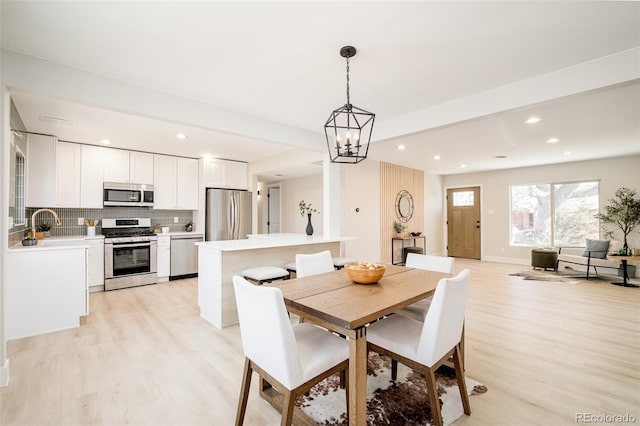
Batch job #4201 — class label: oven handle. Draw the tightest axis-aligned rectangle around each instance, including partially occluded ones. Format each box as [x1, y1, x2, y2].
[107, 242, 155, 248]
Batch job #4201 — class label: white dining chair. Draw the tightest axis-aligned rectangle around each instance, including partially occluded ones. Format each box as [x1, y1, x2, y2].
[396, 253, 455, 322]
[295, 250, 335, 278]
[233, 275, 349, 426]
[367, 269, 471, 426]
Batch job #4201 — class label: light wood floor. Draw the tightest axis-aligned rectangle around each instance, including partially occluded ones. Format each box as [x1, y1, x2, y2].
[1, 260, 639, 425]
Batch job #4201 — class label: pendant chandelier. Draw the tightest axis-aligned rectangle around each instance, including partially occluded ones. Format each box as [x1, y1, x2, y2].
[324, 46, 375, 164]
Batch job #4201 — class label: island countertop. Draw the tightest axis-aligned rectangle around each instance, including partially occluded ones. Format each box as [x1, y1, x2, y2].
[195, 233, 354, 252]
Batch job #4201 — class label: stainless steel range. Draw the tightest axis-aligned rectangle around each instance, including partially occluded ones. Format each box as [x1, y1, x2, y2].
[103, 218, 157, 291]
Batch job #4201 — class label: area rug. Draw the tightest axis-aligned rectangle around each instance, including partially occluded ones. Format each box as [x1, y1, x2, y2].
[509, 269, 589, 284]
[295, 352, 487, 426]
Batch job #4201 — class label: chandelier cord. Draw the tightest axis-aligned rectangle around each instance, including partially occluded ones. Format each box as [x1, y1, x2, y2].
[346, 55, 351, 107]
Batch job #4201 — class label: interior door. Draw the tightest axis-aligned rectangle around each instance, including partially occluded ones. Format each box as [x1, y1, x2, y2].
[447, 187, 481, 259]
[267, 186, 281, 233]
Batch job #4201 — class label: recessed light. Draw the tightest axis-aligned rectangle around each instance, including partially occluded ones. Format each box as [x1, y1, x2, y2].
[460, 164, 467, 168]
[493, 155, 508, 159]
[563, 151, 572, 156]
[525, 116, 541, 124]
[101, 139, 111, 144]
[397, 145, 405, 150]
[546, 137, 559, 144]
[433, 155, 441, 160]
[176, 133, 187, 140]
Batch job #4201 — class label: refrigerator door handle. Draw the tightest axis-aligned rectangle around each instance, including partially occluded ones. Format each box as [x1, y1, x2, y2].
[231, 192, 238, 239]
[234, 192, 240, 239]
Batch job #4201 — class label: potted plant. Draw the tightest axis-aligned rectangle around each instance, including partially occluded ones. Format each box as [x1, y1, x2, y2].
[22, 236, 38, 246]
[299, 200, 319, 236]
[185, 221, 193, 232]
[594, 187, 640, 255]
[35, 221, 52, 239]
[393, 220, 407, 238]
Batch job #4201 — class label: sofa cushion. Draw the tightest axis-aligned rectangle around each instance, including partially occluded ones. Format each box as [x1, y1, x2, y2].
[582, 239, 610, 259]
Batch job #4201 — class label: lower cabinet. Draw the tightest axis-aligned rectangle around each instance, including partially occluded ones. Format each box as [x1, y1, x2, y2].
[87, 238, 105, 288]
[157, 235, 171, 282]
[6, 247, 87, 340]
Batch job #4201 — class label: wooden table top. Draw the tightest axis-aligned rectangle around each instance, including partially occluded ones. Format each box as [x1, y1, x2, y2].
[607, 255, 640, 261]
[269, 265, 450, 330]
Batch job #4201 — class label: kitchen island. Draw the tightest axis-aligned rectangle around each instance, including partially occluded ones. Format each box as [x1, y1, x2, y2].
[196, 234, 354, 328]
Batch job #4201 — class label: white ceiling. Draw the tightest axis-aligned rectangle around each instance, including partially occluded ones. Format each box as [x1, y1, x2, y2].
[2, 1, 639, 178]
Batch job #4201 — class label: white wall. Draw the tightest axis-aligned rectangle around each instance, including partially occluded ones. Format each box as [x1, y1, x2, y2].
[279, 174, 324, 236]
[442, 155, 640, 264]
[343, 160, 381, 262]
[424, 173, 445, 256]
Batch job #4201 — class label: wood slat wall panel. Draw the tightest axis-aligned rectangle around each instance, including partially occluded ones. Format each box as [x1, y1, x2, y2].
[380, 162, 424, 263]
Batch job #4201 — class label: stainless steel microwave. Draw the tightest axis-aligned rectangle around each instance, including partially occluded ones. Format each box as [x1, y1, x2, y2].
[103, 182, 154, 207]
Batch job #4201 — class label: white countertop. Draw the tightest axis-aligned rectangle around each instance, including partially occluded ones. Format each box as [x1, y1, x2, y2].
[157, 231, 204, 238]
[196, 233, 354, 252]
[9, 236, 94, 252]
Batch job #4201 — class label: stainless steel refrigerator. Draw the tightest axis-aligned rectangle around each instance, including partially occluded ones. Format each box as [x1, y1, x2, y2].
[205, 188, 252, 241]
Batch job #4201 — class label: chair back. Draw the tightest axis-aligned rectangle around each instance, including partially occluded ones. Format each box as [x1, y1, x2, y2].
[233, 275, 303, 389]
[406, 253, 455, 274]
[417, 269, 470, 367]
[296, 250, 334, 278]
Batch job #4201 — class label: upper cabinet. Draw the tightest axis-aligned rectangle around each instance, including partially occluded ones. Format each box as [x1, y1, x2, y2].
[203, 158, 248, 190]
[153, 155, 198, 210]
[103, 148, 154, 184]
[26, 134, 57, 207]
[81, 145, 104, 208]
[56, 142, 82, 207]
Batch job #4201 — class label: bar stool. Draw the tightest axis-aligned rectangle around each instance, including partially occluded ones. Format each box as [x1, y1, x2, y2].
[332, 256, 357, 270]
[285, 262, 297, 279]
[242, 266, 289, 285]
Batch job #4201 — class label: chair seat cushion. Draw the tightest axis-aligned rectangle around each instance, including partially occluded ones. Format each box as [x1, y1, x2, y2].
[558, 254, 619, 268]
[285, 262, 297, 271]
[293, 323, 349, 385]
[242, 266, 289, 281]
[395, 297, 432, 322]
[367, 314, 423, 364]
[332, 256, 357, 267]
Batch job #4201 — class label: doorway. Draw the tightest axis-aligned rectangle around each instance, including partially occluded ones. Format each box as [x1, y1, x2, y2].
[261, 184, 281, 234]
[447, 186, 481, 259]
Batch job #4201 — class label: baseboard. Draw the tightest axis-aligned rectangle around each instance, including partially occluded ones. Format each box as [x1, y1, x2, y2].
[0, 358, 9, 387]
[482, 256, 530, 266]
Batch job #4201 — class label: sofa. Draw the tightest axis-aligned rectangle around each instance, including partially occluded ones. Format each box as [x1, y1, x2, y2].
[556, 240, 622, 280]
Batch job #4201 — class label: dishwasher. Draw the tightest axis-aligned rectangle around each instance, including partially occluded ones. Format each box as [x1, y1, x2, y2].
[170, 234, 203, 279]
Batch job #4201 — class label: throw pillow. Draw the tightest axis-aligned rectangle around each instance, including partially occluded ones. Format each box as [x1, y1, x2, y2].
[582, 239, 610, 259]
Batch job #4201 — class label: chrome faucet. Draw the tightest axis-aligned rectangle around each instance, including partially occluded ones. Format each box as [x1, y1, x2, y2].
[31, 208, 62, 237]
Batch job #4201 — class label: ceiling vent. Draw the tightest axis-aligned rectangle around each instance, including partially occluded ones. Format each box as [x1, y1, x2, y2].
[38, 115, 76, 126]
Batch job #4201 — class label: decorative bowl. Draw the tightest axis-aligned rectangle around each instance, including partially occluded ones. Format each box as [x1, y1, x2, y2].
[22, 238, 38, 246]
[410, 231, 422, 237]
[344, 262, 386, 284]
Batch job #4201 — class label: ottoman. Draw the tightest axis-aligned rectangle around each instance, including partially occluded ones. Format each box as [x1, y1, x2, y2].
[531, 248, 558, 271]
[403, 246, 424, 265]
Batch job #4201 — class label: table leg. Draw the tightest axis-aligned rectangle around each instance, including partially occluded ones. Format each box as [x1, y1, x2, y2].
[611, 260, 639, 288]
[349, 327, 367, 426]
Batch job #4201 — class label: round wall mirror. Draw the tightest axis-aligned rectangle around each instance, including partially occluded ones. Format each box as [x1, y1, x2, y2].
[395, 190, 414, 222]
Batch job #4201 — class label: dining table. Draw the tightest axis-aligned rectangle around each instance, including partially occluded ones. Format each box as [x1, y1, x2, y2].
[266, 264, 452, 426]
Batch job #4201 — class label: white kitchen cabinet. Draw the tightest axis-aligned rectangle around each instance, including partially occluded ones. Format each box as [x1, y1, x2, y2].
[87, 238, 105, 289]
[6, 247, 87, 340]
[129, 151, 154, 184]
[56, 142, 82, 208]
[26, 134, 57, 207]
[153, 154, 178, 209]
[154, 155, 198, 210]
[102, 147, 130, 183]
[203, 158, 248, 190]
[177, 157, 199, 209]
[226, 160, 248, 190]
[157, 235, 171, 281]
[81, 145, 104, 208]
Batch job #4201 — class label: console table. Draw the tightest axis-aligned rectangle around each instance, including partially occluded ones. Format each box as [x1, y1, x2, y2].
[392, 236, 426, 265]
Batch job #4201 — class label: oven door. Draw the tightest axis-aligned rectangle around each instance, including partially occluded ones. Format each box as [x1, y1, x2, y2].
[105, 241, 157, 279]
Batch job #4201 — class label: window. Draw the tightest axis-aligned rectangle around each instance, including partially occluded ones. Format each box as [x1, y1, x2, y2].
[453, 191, 474, 206]
[15, 150, 26, 226]
[510, 181, 599, 246]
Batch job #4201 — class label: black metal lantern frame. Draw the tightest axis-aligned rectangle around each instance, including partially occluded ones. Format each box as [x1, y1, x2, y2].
[324, 46, 375, 164]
